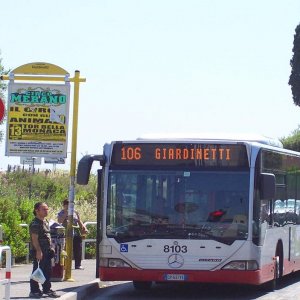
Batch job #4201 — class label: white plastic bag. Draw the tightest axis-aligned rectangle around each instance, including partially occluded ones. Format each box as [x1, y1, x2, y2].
[30, 261, 46, 284]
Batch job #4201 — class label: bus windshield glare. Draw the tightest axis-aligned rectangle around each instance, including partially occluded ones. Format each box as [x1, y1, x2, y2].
[107, 170, 250, 244]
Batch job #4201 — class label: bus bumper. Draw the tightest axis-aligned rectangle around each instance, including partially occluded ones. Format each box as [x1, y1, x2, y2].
[99, 267, 264, 285]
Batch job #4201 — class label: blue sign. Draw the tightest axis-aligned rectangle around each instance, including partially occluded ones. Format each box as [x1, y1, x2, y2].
[120, 244, 128, 252]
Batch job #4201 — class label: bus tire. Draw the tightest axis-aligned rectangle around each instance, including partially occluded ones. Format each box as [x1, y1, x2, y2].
[270, 255, 280, 291]
[275, 242, 284, 279]
[269, 244, 283, 291]
[133, 281, 152, 290]
[262, 257, 278, 292]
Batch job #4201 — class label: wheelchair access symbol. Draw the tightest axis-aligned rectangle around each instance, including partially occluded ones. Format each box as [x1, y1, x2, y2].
[120, 244, 128, 252]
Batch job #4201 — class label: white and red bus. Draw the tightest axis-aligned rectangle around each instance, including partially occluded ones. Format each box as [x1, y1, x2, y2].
[77, 134, 300, 290]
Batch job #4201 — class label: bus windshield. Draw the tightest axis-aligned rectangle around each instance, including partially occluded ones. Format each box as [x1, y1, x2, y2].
[107, 170, 249, 244]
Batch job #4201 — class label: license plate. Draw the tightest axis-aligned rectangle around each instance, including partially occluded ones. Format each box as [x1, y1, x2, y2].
[164, 274, 188, 281]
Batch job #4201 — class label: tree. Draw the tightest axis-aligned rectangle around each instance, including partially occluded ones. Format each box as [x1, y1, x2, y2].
[0, 51, 9, 143]
[280, 126, 300, 152]
[289, 23, 300, 106]
[0, 170, 97, 261]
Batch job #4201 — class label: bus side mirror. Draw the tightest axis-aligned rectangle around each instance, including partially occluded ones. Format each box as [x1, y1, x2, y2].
[260, 173, 275, 199]
[77, 155, 104, 185]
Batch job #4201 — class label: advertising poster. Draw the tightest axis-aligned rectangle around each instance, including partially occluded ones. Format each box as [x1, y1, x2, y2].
[5, 82, 70, 157]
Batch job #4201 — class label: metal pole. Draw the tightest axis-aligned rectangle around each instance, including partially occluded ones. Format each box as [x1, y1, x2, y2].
[64, 70, 81, 281]
[29, 157, 35, 199]
[32, 157, 35, 174]
[0, 245, 12, 300]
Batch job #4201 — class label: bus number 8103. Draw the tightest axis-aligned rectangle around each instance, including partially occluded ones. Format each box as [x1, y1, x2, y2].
[164, 245, 188, 253]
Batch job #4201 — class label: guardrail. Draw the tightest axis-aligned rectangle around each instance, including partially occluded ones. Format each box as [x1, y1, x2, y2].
[0, 245, 12, 300]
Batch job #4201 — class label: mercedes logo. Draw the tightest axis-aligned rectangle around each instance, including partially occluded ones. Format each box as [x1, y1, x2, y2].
[168, 254, 184, 268]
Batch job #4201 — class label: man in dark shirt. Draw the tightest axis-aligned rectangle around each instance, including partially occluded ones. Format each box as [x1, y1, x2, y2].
[29, 202, 59, 298]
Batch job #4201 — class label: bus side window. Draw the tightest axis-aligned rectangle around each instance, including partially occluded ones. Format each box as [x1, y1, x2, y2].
[286, 199, 296, 225]
[296, 200, 300, 224]
[260, 201, 270, 224]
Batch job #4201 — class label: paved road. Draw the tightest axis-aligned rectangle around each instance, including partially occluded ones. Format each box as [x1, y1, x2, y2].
[89, 272, 300, 300]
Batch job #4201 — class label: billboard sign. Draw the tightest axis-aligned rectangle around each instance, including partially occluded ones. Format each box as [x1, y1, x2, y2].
[6, 82, 70, 157]
[20, 156, 42, 165]
[44, 157, 65, 164]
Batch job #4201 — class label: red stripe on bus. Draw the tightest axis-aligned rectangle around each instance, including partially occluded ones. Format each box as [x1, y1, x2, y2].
[99, 258, 300, 285]
[99, 267, 267, 285]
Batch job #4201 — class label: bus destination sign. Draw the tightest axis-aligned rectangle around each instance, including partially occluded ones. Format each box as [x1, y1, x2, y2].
[111, 143, 249, 168]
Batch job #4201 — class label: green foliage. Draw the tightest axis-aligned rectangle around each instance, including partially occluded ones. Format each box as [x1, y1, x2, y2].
[289, 23, 300, 106]
[85, 242, 96, 259]
[0, 169, 97, 260]
[19, 199, 36, 225]
[0, 197, 29, 258]
[280, 126, 300, 152]
[84, 223, 97, 259]
[86, 223, 97, 239]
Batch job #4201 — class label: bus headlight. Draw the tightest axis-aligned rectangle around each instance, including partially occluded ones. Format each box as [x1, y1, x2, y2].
[100, 258, 131, 268]
[222, 260, 258, 271]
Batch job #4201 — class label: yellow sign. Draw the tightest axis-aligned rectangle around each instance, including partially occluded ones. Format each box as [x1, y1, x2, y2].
[6, 83, 70, 157]
[12, 62, 69, 76]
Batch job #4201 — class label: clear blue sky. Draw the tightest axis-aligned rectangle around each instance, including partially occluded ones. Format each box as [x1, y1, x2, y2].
[1, 0, 300, 171]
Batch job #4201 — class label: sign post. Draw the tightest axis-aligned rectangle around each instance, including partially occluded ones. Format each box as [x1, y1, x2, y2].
[0, 62, 86, 281]
[64, 70, 86, 281]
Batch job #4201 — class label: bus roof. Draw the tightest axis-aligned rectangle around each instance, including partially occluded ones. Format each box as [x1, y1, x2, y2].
[136, 133, 283, 148]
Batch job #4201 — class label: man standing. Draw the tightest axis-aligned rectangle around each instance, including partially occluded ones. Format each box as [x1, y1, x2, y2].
[29, 202, 59, 298]
[57, 199, 88, 269]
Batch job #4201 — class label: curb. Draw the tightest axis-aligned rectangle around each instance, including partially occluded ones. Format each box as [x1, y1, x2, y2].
[58, 279, 100, 300]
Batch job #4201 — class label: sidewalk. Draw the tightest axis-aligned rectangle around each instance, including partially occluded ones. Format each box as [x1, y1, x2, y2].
[0, 259, 99, 300]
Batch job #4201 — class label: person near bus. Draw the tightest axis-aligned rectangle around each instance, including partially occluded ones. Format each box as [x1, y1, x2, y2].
[57, 199, 88, 270]
[29, 202, 59, 298]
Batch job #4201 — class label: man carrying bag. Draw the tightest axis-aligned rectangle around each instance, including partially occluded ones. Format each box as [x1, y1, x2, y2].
[29, 202, 59, 298]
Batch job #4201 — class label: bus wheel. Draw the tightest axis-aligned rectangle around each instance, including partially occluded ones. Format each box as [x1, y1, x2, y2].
[133, 281, 152, 290]
[262, 255, 280, 292]
[269, 253, 282, 291]
[270, 255, 280, 291]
